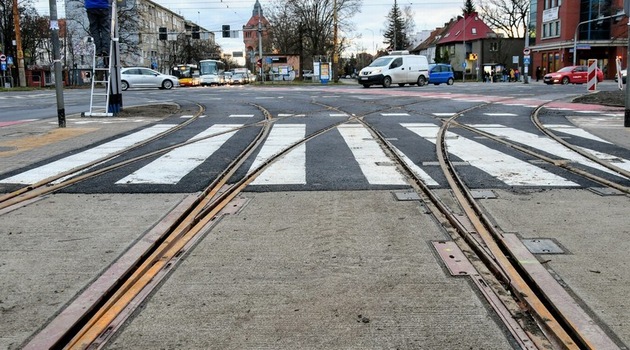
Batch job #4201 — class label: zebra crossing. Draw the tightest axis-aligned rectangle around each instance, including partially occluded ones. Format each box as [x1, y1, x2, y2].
[1, 120, 628, 189]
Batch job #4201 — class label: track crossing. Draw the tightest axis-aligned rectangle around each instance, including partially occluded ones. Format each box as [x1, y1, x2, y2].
[2, 115, 628, 192]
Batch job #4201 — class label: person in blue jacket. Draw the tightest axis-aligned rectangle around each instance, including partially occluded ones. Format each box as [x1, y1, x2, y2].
[85, 0, 111, 56]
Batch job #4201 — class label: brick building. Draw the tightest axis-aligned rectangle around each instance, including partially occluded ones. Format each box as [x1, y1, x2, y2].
[529, 0, 627, 78]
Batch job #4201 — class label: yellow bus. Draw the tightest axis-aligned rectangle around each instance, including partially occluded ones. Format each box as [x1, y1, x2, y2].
[171, 64, 200, 87]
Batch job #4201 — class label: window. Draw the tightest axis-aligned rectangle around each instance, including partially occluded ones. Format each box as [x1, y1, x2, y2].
[471, 28, 477, 35]
[489, 42, 498, 51]
[542, 20, 561, 38]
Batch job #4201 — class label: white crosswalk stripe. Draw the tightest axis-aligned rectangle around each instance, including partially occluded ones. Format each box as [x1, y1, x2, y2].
[337, 124, 408, 185]
[0, 124, 174, 185]
[401, 123, 579, 187]
[469, 124, 628, 178]
[5, 120, 620, 188]
[116, 124, 243, 184]
[249, 124, 306, 185]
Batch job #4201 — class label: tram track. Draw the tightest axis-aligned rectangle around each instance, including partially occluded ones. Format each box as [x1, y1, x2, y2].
[13, 92, 626, 349]
[315, 96, 625, 349]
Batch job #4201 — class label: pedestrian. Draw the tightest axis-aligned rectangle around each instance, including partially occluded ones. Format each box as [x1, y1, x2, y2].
[536, 66, 542, 81]
[514, 68, 520, 82]
[502, 68, 508, 82]
[509, 68, 515, 82]
[85, 0, 111, 57]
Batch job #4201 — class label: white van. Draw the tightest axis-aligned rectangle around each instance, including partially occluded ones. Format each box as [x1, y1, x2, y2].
[358, 51, 429, 88]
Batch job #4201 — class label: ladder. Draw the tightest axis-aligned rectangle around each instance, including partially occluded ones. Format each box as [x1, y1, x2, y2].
[82, 38, 113, 117]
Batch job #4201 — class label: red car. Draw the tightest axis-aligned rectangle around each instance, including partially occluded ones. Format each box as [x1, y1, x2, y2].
[543, 65, 603, 85]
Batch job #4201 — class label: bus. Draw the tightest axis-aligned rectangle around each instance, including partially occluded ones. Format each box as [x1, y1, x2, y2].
[199, 59, 226, 86]
[171, 64, 200, 87]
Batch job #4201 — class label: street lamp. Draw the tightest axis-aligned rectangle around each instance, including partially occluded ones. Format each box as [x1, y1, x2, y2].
[364, 28, 375, 54]
[573, 13, 623, 65]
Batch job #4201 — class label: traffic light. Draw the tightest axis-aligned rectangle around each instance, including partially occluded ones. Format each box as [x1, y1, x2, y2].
[159, 27, 167, 40]
[192, 26, 200, 39]
[222, 25, 230, 38]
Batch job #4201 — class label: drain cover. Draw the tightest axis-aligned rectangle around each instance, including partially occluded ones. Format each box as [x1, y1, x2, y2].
[522, 238, 565, 254]
[470, 189, 497, 199]
[393, 191, 420, 201]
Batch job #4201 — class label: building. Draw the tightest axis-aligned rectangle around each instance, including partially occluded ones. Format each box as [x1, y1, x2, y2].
[433, 12, 525, 81]
[529, 0, 627, 78]
[64, 0, 213, 78]
[242, 0, 270, 74]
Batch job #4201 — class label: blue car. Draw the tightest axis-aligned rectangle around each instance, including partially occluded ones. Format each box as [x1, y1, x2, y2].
[428, 64, 454, 85]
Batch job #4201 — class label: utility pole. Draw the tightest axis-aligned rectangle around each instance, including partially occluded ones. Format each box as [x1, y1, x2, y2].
[12, 0, 26, 87]
[333, 0, 338, 82]
[258, 6, 264, 84]
[48, 0, 65, 127]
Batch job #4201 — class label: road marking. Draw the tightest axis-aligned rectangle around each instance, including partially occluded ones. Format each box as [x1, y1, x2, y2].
[432, 113, 456, 117]
[469, 124, 627, 178]
[249, 124, 306, 185]
[337, 124, 408, 185]
[401, 123, 579, 187]
[381, 113, 410, 116]
[0, 125, 173, 184]
[116, 124, 243, 184]
[392, 146, 439, 186]
[484, 113, 518, 116]
[229, 114, 255, 118]
[545, 124, 612, 144]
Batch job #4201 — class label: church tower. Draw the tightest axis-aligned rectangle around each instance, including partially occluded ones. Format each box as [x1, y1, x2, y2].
[243, 0, 270, 57]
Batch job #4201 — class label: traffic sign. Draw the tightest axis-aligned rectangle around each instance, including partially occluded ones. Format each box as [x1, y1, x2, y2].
[524, 56, 531, 65]
[523, 48, 530, 55]
[0, 54, 6, 61]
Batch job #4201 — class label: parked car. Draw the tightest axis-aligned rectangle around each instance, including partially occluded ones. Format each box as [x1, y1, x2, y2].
[120, 67, 180, 91]
[231, 73, 246, 84]
[222, 72, 233, 85]
[543, 65, 603, 85]
[615, 69, 626, 84]
[428, 63, 455, 85]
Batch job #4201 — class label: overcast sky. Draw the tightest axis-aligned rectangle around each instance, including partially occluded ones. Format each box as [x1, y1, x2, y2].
[33, 0, 464, 58]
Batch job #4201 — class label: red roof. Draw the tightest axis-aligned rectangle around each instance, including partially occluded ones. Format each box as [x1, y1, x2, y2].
[438, 12, 494, 45]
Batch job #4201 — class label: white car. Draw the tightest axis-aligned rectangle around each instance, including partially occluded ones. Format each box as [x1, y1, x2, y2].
[120, 67, 180, 91]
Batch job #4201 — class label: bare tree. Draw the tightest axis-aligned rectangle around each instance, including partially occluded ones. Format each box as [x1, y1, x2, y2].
[478, 0, 529, 38]
[267, 0, 360, 60]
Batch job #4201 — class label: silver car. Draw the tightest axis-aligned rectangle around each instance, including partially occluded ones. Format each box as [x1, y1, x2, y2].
[120, 67, 180, 91]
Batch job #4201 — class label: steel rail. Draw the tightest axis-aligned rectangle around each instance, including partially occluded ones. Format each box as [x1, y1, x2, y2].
[435, 114, 579, 349]
[0, 102, 205, 207]
[0, 105, 284, 212]
[62, 104, 275, 349]
[435, 102, 622, 349]
[61, 105, 363, 349]
[531, 104, 630, 180]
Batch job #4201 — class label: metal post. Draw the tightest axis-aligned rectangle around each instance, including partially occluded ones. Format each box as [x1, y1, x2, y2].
[333, 0, 338, 82]
[49, 0, 65, 127]
[109, 0, 122, 114]
[258, 6, 263, 84]
[523, 18, 530, 84]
